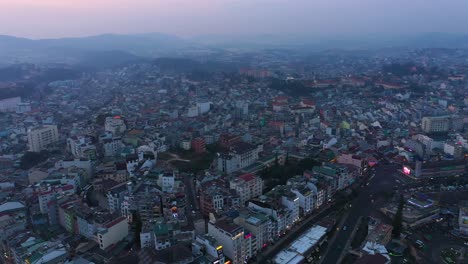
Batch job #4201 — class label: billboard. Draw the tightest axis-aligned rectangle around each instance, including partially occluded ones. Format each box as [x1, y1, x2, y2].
[403, 166, 411, 175]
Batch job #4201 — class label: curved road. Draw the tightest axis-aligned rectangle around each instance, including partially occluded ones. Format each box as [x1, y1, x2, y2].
[321, 164, 399, 264]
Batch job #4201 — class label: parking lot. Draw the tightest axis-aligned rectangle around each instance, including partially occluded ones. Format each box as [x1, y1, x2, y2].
[405, 221, 468, 264]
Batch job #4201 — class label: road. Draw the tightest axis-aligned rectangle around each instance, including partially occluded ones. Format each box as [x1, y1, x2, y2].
[182, 172, 199, 228]
[321, 164, 399, 264]
[257, 203, 336, 262]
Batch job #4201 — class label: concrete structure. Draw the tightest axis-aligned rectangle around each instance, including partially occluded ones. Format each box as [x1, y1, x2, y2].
[0, 96, 21, 112]
[67, 136, 97, 160]
[234, 210, 272, 253]
[27, 125, 59, 152]
[459, 201, 468, 236]
[105, 116, 126, 135]
[229, 173, 264, 205]
[273, 225, 327, 264]
[208, 219, 245, 264]
[103, 137, 123, 157]
[217, 142, 263, 174]
[421, 115, 463, 133]
[192, 235, 226, 264]
[191, 137, 206, 153]
[97, 216, 128, 250]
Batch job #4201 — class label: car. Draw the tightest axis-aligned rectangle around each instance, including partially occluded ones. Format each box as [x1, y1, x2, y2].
[415, 240, 425, 249]
[464, 242, 468, 246]
[343, 226, 348, 231]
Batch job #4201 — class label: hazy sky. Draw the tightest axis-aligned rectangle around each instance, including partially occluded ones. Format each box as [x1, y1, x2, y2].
[0, 0, 467, 39]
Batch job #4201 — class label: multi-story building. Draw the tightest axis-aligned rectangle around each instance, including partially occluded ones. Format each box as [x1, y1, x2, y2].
[291, 185, 315, 216]
[443, 141, 464, 159]
[402, 159, 466, 178]
[459, 201, 468, 236]
[192, 235, 226, 264]
[105, 116, 127, 135]
[248, 186, 300, 238]
[200, 179, 240, 216]
[0, 96, 21, 112]
[208, 219, 245, 264]
[38, 184, 74, 214]
[421, 115, 463, 133]
[107, 182, 129, 214]
[103, 137, 124, 157]
[0, 202, 27, 241]
[97, 216, 129, 250]
[67, 136, 97, 160]
[191, 137, 206, 153]
[312, 163, 353, 194]
[217, 142, 263, 174]
[27, 125, 59, 152]
[121, 192, 162, 224]
[159, 171, 176, 193]
[234, 209, 272, 252]
[229, 173, 263, 205]
[95, 161, 128, 183]
[55, 159, 93, 178]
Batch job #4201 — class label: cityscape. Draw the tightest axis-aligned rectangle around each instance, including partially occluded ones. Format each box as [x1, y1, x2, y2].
[1, 1, 468, 264]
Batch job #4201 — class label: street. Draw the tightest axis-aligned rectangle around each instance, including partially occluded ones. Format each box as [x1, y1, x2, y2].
[321, 164, 399, 264]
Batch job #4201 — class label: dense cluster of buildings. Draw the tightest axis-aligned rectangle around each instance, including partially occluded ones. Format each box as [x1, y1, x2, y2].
[0, 47, 467, 263]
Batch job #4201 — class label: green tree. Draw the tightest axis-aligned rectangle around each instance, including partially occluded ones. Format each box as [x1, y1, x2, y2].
[20, 151, 49, 170]
[132, 211, 142, 249]
[392, 195, 405, 238]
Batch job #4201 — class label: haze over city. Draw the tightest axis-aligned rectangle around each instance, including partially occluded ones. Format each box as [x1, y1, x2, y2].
[0, 1, 468, 264]
[1, 0, 468, 38]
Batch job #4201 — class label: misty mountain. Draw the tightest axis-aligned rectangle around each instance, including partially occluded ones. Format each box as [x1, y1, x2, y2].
[1, 32, 468, 67]
[190, 32, 468, 50]
[0, 33, 191, 66]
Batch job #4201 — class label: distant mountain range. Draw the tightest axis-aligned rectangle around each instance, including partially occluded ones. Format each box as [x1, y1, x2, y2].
[0, 33, 190, 67]
[1, 32, 468, 66]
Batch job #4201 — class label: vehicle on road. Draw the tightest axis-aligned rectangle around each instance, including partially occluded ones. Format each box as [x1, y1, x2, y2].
[343, 226, 348, 231]
[415, 240, 425, 249]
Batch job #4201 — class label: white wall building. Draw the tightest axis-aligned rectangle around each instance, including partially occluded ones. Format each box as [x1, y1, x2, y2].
[229, 173, 264, 205]
[97, 216, 128, 250]
[208, 220, 245, 264]
[104, 116, 126, 135]
[0, 97, 21, 112]
[27, 125, 59, 152]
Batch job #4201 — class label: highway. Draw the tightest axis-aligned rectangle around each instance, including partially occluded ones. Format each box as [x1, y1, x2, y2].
[321, 164, 399, 264]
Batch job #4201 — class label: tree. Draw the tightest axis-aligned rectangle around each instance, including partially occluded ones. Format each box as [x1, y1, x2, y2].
[132, 211, 142, 249]
[20, 151, 49, 170]
[392, 195, 405, 238]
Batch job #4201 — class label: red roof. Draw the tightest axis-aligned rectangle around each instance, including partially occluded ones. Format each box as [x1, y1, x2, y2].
[239, 173, 256, 182]
[105, 216, 126, 228]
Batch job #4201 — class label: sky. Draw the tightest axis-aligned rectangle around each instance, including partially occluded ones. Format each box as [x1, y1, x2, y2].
[0, 0, 467, 39]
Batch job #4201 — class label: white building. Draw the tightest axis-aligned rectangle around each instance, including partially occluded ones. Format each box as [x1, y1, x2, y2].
[208, 219, 245, 264]
[197, 100, 212, 114]
[180, 139, 191, 150]
[67, 136, 96, 159]
[192, 235, 225, 264]
[187, 106, 199, 117]
[97, 216, 128, 250]
[55, 159, 93, 177]
[229, 173, 264, 205]
[281, 193, 300, 224]
[217, 142, 263, 174]
[459, 201, 468, 236]
[104, 116, 126, 135]
[0, 96, 21, 112]
[159, 171, 176, 193]
[16, 102, 31, 114]
[27, 125, 59, 152]
[291, 186, 314, 216]
[140, 231, 153, 248]
[103, 137, 123, 157]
